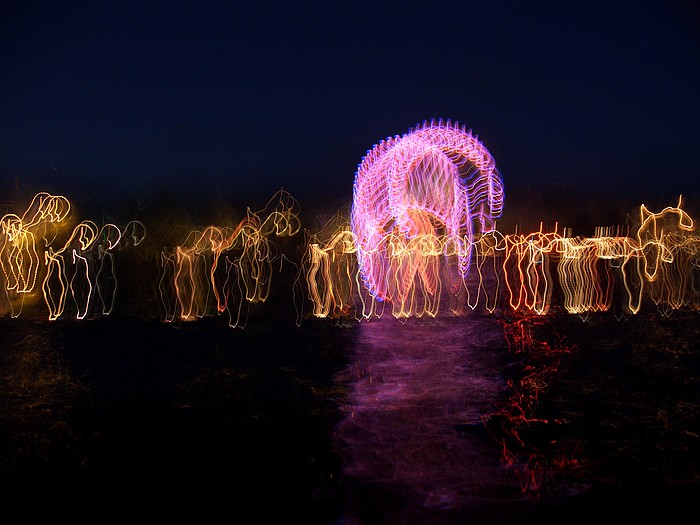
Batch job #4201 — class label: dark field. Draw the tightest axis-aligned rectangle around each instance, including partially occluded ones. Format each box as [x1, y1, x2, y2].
[1, 306, 699, 524]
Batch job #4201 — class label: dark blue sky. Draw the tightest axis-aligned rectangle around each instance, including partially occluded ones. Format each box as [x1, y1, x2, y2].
[2, 1, 699, 221]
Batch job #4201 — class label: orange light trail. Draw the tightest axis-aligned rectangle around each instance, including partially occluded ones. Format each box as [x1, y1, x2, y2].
[295, 216, 362, 323]
[1, 192, 148, 320]
[502, 225, 560, 316]
[1, 192, 71, 316]
[158, 190, 301, 327]
[42, 220, 99, 321]
[296, 199, 698, 321]
[1, 190, 698, 324]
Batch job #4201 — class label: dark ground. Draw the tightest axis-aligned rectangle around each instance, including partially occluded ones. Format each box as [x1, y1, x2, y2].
[1, 305, 699, 523]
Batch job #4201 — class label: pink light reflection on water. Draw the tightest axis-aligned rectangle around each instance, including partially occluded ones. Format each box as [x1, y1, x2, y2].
[334, 314, 546, 523]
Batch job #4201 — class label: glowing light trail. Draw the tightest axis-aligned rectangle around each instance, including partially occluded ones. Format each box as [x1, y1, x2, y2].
[1, 176, 698, 323]
[1, 192, 147, 320]
[158, 190, 301, 327]
[42, 220, 99, 321]
[351, 119, 505, 311]
[299, 198, 698, 320]
[1, 193, 71, 316]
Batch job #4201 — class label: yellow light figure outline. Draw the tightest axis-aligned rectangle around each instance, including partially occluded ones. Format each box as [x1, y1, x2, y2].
[1, 193, 71, 296]
[42, 220, 98, 321]
[637, 195, 694, 282]
[163, 190, 301, 324]
[501, 225, 560, 316]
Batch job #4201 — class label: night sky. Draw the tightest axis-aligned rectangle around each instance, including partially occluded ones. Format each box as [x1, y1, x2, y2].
[2, 1, 699, 228]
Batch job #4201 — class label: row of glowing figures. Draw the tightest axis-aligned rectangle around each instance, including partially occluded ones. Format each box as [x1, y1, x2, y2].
[302, 197, 697, 320]
[1, 192, 145, 319]
[2, 192, 698, 322]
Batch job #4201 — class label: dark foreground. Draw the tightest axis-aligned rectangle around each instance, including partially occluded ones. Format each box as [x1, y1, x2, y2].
[1, 307, 699, 524]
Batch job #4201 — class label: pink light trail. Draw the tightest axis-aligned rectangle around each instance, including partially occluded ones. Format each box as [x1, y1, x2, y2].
[350, 119, 505, 307]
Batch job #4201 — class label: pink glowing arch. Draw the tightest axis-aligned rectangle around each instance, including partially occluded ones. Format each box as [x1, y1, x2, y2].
[351, 119, 504, 302]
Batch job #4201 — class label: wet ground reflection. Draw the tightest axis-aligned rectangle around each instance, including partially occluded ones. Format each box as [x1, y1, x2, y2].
[334, 315, 573, 524]
[334, 309, 700, 524]
[0, 310, 699, 523]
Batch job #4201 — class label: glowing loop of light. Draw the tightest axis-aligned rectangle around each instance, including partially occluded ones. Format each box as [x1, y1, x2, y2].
[351, 119, 504, 304]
